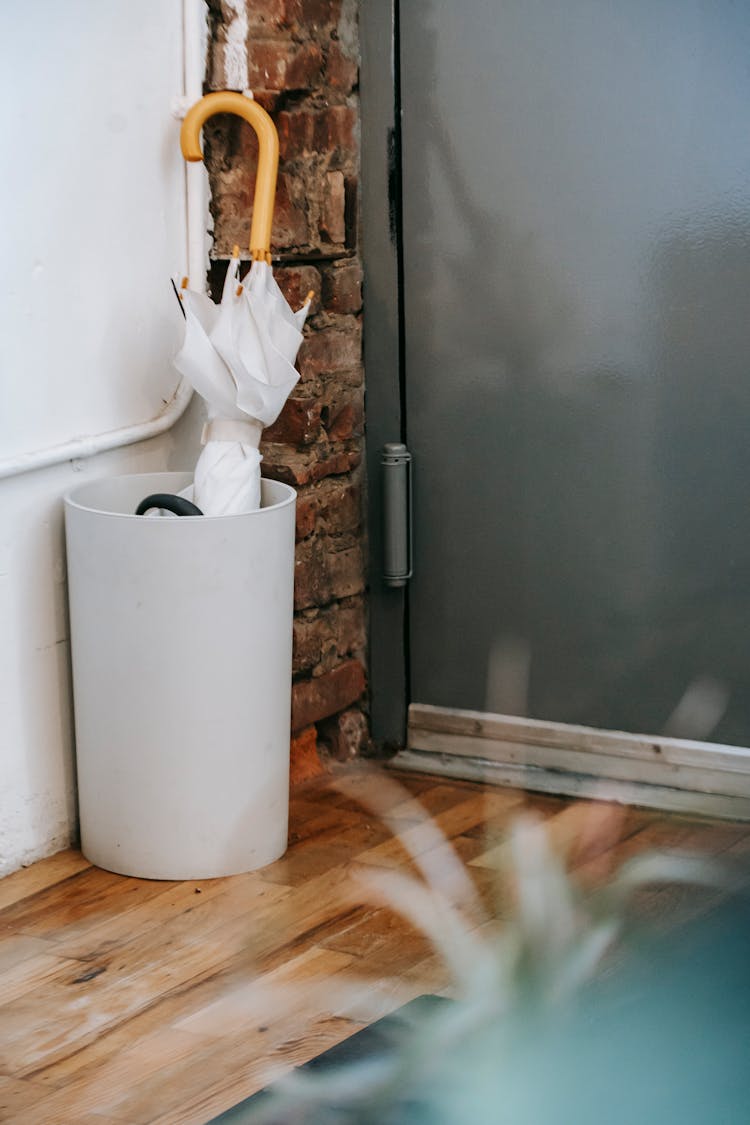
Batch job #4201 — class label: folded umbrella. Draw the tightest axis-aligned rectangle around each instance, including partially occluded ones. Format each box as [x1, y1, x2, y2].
[173, 92, 311, 515]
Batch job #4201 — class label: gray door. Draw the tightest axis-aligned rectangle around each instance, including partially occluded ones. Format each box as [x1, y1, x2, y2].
[401, 1, 750, 745]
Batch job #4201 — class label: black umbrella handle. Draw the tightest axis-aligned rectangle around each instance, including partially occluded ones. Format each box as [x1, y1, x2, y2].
[135, 494, 203, 517]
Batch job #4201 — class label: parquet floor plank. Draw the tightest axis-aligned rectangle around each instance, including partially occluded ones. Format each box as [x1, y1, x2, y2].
[356, 789, 526, 869]
[0, 868, 175, 944]
[0, 765, 746, 1124]
[0, 933, 66, 974]
[146, 1014, 365, 1125]
[0, 851, 92, 912]
[49, 872, 288, 962]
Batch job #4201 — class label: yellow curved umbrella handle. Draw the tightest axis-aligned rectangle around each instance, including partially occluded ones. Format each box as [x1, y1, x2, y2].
[180, 91, 279, 263]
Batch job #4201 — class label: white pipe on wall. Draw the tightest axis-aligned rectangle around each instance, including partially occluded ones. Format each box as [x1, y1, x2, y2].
[0, 0, 207, 482]
[0, 382, 195, 480]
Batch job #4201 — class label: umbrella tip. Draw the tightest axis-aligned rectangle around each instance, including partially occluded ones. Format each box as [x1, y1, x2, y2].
[181, 276, 189, 290]
[232, 244, 240, 260]
[305, 289, 315, 306]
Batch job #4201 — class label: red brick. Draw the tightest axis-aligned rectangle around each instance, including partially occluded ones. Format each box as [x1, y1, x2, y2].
[233, 116, 260, 165]
[290, 725, 325, 785]
[262, 455, 309, 487]
[274, 264, 321, 315]
[285, 0, 342, 27]
[205, 46, 224, 92]
[305, 479, 361, 538]
[248, 40, 324, 92]
[322, 261, 362, 314]
[253, 90, 282, 114]
[246, 0, 289, 31]
[291, 659, 366, 730]
[320, 171, 346, 245]
[263, 397, 322, 445]
[327, 402, 355, 441]
[294, 537, 332, 608]
[292, 617, 319, 673]
[293, 611, 328, 672]
[329, 367, 364, 389]
[328, 545, 364, 599]
[333, 599, 366, 654]
[277, 110, 315, 160]
[206, 71, 281, 111]
[320, 480, 361, 534]
[262, 446, 358, 487]
[322, 389, 363, 441]
[211, 0, 289, 34]
[325, 43, 358, 92]
[216, 165, 253, 206]
[293, 598, 365, 674]
[295, 492, 318, 540]
[272, 172, 310, 248]
[318, 707, 369, 761]
[313, 106, 357, 155]
[297, 321, 361, 381]
[294, 538, 364, 610]
[295, 479, 360, 541]
[312, 450, 359, 480]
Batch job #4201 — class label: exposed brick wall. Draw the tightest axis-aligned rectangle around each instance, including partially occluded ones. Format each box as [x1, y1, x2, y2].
[205, 0, 368, 767]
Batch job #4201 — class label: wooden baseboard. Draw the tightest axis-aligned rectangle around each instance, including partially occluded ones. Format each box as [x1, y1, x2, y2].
[391, 704, 750, 821]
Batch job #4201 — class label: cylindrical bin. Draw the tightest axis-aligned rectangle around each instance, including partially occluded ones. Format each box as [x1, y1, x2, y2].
[64, 471, 296, 880]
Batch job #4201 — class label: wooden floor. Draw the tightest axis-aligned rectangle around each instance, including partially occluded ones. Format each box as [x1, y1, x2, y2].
[1, 765, 749, 1124]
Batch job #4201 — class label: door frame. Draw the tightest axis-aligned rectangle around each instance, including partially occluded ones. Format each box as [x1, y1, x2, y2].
[360, 0, 409, 746]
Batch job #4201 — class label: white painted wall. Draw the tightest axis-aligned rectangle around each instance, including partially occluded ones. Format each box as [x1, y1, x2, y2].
[0, 2, 207, 874]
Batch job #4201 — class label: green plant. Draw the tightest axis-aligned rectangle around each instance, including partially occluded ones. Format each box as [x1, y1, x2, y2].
[238, 777, 740, 1125]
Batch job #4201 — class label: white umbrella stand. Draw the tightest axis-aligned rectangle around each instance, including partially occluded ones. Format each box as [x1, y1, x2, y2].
[65, 94, 303, 879]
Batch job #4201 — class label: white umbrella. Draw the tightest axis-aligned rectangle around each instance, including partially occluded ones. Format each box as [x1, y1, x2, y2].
[175, 250, 310, 513]
[173, 91, 311, 515]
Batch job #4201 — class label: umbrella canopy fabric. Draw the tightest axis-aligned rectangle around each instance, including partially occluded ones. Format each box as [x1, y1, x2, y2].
[173, 90, 309, 516]
[174, 254, 309, 514]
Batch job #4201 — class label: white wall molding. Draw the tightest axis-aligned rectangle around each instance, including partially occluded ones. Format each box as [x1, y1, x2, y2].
[391, 704, 750, 821]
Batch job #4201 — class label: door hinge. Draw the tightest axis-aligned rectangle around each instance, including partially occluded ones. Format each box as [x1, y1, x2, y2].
[382, 442, 413, 587]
